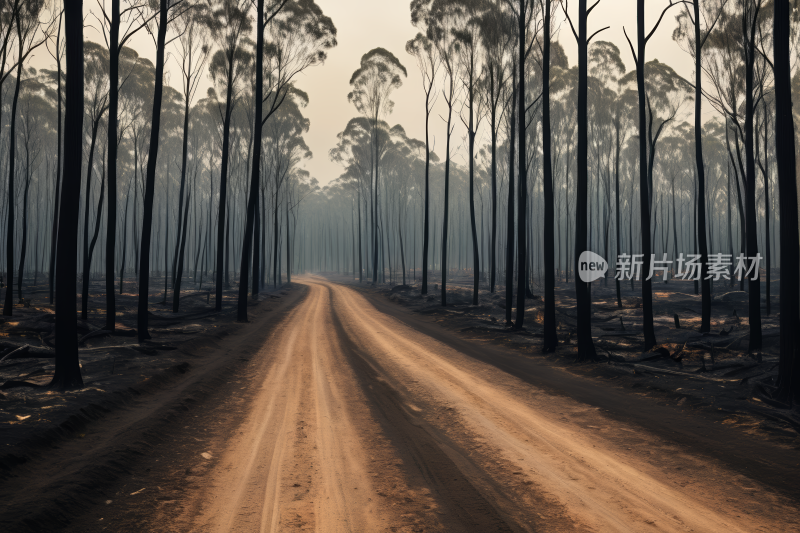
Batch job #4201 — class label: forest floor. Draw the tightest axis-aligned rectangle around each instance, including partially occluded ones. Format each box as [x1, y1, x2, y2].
[1, 275, 798, 532]
[0, 276, 293, 456]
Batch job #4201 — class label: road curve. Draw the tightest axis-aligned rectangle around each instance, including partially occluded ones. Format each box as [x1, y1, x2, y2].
[170, 277, 799, 532]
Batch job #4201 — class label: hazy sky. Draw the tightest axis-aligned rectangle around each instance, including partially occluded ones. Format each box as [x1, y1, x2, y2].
[301, 0, 696, 186]
[31, 1, 702, 187]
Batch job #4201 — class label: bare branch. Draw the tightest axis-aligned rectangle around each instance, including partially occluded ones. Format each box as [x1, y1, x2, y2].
[645, 1, 681, 44]
[587, 26, 609, 44]
[623, 26, 638, 65]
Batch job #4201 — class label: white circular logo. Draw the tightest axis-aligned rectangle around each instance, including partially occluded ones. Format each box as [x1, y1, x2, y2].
[578, 251, 608, 283]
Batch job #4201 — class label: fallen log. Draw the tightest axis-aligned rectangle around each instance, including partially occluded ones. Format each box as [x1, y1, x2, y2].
[0, 379, 44, 390]
[0, 344, 30, 363]
[0, 343, 54, 360]
[78, 327, 137, 345]
[597, 332, 643, 338]
[619, 363, 742, 383]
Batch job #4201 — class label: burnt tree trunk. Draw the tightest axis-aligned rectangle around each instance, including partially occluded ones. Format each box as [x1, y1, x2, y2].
[635, 0, 656, 350]
[136, 0, 169, 341]
[743, 6, 762, 351]
[774, 0, 799, 402]
[505, 69, 516, 325]
[692, 0, 711, 332]
[514, 0, 527, 330]
[541, 0, 557, 351]
[574, 0, 597, 357]
[51, 0, 84, 390]
[81, 119, 100, 319]
[49, 19, 63, 305]
[3, 26, 23, 316]
[105, 0, 121, 331]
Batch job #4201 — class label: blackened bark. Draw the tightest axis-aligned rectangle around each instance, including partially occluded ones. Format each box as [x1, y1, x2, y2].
[3, 22, 23, 316]
[774, 0, 799, 402]
[173, 192, 190, 312]
[87, 166, 105, 292]
[514, 0, 526, 330]
[51, 0, 84, 390]
[105, 0, 120, 331]
[136, 0, 169, 341]
[693, 0, 711, 332]
[239, 0, 263, 320]
[120, 191, 129, 294]
[763, 109, 770, 315]
[467, 53, 479, 306]
[399, 212, 406, 285]
[490, 66, 498, 294]
[215, 58, 235, 309]
[743, 7, 762, 351]
[575, 0, 597, 357]
[505, 71, 516, 325]
[251, 184, 260, 297]
[441, 75, 454, 307]
[17, 167, 30, 302]
[286, 200, 291, 282]
[636, 0, 656, 350]
[422, 67, 431, 295]
[172, 86, 191, 299]
[541, 0, 556, 351]
[273, 190, 280, 287]
[357, 190, 362, 282]
[82, 120, 100, 319]
[49, 18, 63, 305]
[614, 114, 622, 308]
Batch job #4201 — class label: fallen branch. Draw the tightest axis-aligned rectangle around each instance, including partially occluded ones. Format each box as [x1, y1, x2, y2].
[0, 379, 44, 390]
[613, 362, 742, 382]
[0, 344, 30, 363]
[78, 327, 137, 345]
[597, 332, 643, 338]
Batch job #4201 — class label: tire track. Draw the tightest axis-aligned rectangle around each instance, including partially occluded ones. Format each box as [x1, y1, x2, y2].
[320, 277, 800, 532]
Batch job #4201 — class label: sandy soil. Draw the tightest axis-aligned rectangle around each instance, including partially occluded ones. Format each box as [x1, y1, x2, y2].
[4, 276, 799, 532]
[150, 278, 800, 531]
[355, 272, 799, 445]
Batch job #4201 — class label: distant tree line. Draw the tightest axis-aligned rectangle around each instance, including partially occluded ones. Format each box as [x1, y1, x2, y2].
[4, 0, 800, 404]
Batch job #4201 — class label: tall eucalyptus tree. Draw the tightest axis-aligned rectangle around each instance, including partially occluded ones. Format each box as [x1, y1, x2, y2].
[238, 0, 336, 320]
[479, 2, 512, 295]
[740, 0, 766, 352]
[3, 0, 51, 316]
[81, 42, 110, 319]
[405, 29, 439, 295]
[137, 0, 188, 340]
[623, 0, 680, 350]
[425, 0, 461, 305]
[673, 0, 727, 333]
[51, 0, 84, 391]
[454, 0, 488, 305]
[563, 0, 606, 358]
[774, 0, 799, 402]
[347, 48, 407, 285]
[540, 0, 557, 351]
[173, 3, 211, 312]
[44, 10, 64, 305]
[504, 0, 537, 328]
[94, 0, 161, 331]
[204, 0, 253, 311]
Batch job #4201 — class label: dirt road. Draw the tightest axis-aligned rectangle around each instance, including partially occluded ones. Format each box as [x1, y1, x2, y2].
[5, 276, 798, 532]
[130, 277, 795, 532]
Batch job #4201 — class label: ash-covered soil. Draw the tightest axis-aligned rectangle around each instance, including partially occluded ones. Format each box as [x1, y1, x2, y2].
[0, 276, 294, 459]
